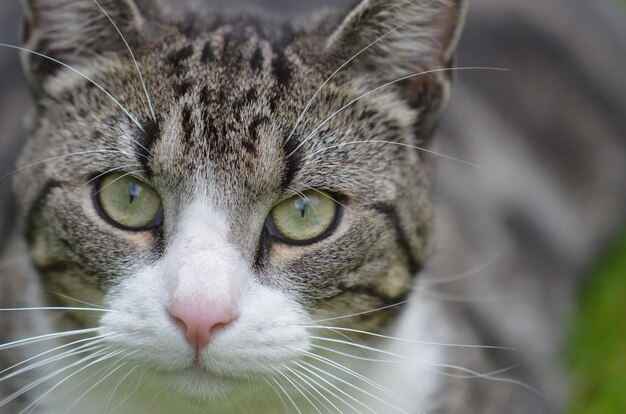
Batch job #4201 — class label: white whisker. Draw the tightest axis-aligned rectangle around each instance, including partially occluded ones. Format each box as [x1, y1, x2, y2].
[19, 349, 129, 414]
[326, 328, 363, 349]
[0, 348, 108, 409]
[287, 367, 337, 413]
[288, 66, 507, 160]
[301, 186, 349, 210]
[304, 139, 483, 169]
[424, 363, 521, 380]
[92, 169, 147, 196]
[0, 44, 148, 143]
[0, 334, 114, 378]
[287, 187, 322, 221]
[0, 307, 111, 313]
[0, 150, 143, 181]
[309, 338, 513, 376]
[310, 335, 458, 365]
[285, 22, 410, 145]
[460, 373, 544, 398]
[292, 370, 342, 413]
[72, 164, 144, 194]
[264, 377, 291, 413]
[0, 327, 100, 352]
[301, 360, 410, 414]
[290, 365, 355, 414]
[295, 361, 370, 414]
[64, 360, 129, 414]
[312, 299, 412, 324]
[311, 342, 516, 379]
[142, 379, 168, 414]
[49, 293, 107, 310]
[421, 364, 544, 398]
[91, 0, 156, 122]
[307, 341, 538, 395]
[277, 367, 323, 414]
[415, 288, 507, 303]
[310, 343, 399, 364]
[294, 347, 425, 413]
[51, 358, 122, 412]
[271, 377, 304, 414]
[109, 365, 147, 413]
[418, 252, 504, 286]
[301, 325, 515, 350]
[0, 343, 107, 384]
[104, 365, 137, 413]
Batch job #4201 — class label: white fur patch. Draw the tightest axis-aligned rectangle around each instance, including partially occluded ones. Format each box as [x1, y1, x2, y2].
[91, 199, 311, 406]
[45, 199, 444, 413]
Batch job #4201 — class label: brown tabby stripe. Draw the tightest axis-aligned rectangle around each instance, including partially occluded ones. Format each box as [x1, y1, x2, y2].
[25, 180, 64, 243]
[253, 227, 272, 270]
[371, 203, 422, 275]
[322, 280, 412, 308]
[200, 41, 215, 64]
[138, 119, 161, 176]
[271, 51, 292, 85]
[174, 80, 193, 96]
[181, 104, 194, 140]
[281, 136, 302, 188]
[167, 45, 195, 67]
[249, 47, 264, 72]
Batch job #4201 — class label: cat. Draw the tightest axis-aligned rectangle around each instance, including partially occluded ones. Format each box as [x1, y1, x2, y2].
[1, 0, 626, 413]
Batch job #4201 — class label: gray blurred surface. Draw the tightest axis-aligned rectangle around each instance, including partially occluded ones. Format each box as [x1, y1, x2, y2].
[0, 1, 28, 252]
[429, 0, 626, 408]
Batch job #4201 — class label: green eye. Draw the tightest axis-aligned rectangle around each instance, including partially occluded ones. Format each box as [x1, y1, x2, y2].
[268, 190, 339, 243]
[96, 172, 163, 230]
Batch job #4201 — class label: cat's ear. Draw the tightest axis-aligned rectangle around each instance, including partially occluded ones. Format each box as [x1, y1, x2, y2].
[20, 0, 155, 90]
[326, 0, 468, 136]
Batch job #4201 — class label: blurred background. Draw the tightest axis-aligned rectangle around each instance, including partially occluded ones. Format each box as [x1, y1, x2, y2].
[436, 1, 626, 412]
[564, 3, 626, 411]
[458, 2, 626, 413]
[1, 0, 625, 413]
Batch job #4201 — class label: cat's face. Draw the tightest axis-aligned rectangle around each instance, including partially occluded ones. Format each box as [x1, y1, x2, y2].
[14, 0, 465, 403]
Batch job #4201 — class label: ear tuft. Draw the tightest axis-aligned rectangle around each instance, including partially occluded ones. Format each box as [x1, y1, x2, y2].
[327, 0, 468, 136]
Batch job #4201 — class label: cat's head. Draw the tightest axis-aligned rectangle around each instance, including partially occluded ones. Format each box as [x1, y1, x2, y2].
[14, 0, 466, 402]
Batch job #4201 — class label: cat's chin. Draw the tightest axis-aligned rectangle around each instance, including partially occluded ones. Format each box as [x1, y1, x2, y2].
[145, 364, 265, 402]
[163, 369, 235, 400]
[136, 365, 270, 408]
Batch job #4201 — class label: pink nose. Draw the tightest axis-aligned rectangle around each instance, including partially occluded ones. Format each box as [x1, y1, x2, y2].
[167, 301, 235, 354]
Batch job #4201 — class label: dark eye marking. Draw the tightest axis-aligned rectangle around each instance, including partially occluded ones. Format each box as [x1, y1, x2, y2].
[370, 203, 422, 275]
[25, 179, 65, 244]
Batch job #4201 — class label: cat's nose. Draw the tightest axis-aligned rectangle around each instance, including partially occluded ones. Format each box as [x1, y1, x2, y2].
[167, 301, 235, 354]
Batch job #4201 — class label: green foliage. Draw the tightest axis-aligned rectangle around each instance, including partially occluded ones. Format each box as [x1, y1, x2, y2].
[566, 2, 626, 413]
[567, 230, 626, 414]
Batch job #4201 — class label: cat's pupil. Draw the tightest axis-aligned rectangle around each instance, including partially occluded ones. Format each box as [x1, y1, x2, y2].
[128, 182, 141, 205]
[294, 197, 311, 218]
[294, 198, 308, 219]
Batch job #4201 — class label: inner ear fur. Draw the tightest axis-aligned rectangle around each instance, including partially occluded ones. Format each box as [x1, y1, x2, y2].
[20, 0, 154, 91]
